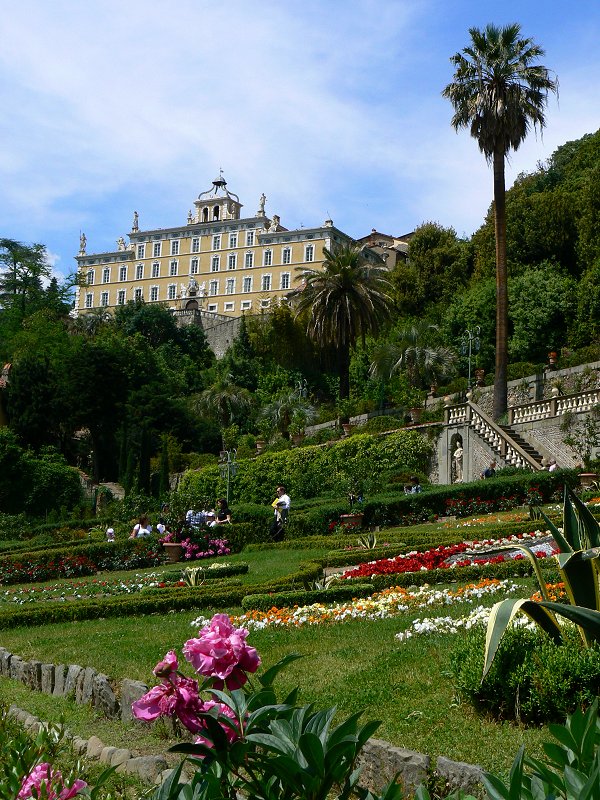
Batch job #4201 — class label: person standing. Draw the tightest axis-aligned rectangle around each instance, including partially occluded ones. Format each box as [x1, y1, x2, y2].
[270, 485, 290, 540]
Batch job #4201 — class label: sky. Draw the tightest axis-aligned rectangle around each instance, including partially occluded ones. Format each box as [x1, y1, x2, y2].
[1, 0, 599, 280]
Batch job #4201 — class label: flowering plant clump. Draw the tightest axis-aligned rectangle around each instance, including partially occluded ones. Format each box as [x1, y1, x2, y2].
[341, 530, 558, 580]
[445, 492, 527, 517]
[133, 614, 260, 732]
[173, 537, 231, 560]
[136, 614, 400, 800]
[18, 763, 87, 800]
[0, 571, 186, 605]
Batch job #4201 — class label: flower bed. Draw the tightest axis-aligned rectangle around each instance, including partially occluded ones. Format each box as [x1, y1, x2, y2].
[192, 578, 521, 631]
[0, 555, 97, 586]
[341, 530, 558, 580]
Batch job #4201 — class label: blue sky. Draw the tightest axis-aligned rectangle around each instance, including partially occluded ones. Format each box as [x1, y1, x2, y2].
[1, 0, 599, 281]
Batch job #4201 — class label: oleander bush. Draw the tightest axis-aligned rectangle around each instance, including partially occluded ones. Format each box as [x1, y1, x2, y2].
[451, 625, 600, 724]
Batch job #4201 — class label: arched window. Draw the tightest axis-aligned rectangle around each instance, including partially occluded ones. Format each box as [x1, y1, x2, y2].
[213, 205, 220, 220]
[202, 207, 209, 223]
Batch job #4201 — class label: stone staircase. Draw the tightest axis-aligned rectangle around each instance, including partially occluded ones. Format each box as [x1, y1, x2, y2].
[499, 425, 544, 468]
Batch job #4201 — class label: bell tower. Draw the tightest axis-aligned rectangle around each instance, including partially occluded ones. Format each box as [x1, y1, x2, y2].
[191, 172, 242, 224]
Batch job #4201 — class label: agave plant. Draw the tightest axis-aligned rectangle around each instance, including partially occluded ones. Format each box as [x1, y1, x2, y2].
[483, 487, 600, 678]
[182, 566, 207, 588]
[357, 533, 378, 550]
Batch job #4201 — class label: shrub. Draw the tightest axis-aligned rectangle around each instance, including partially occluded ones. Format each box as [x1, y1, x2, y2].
[178, 430, 433, 505]
[451, 625, 600, 724]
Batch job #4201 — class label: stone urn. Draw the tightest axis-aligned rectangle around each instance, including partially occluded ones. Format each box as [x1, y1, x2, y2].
[162, 542, 184, 563]
[579, 472, 598, 489]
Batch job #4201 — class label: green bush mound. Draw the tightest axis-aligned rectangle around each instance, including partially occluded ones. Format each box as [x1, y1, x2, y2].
[451, 625, 600, 724]
[179, 429, 433, 505]
[241, 583, 375, 611]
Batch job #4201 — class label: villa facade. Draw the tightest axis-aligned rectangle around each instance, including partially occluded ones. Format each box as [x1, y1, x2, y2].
[74, 175, 358, 318]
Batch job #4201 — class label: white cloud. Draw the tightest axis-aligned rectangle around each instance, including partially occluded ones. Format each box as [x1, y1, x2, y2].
[0, 0, 598, 272]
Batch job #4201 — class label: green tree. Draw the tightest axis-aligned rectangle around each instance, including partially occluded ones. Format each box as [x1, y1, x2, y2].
[369, 322, 458, 400]
[392, 222, 471, 315]
[508, 261, 577, 362]
[0, 239, 50, 318]
[293, 245, 393, 400]
[194, 377, 255, 446]
[443, 23, 558, 419]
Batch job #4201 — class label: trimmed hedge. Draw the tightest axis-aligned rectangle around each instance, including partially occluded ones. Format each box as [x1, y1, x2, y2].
[241, 583, 376, 611]
[0, 560, 324, 629]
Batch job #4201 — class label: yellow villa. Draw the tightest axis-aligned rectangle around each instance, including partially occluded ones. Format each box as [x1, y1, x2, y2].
[74, 174, 361, 318]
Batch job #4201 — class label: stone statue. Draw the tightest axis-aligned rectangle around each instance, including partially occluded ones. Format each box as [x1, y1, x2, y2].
[188, 277, 199, 295]
[180, 283, 187, 299]
[116, 236, 126, 251]
[132, 211, 139, 232]
[79, 232, 87, 254]
[198, 281, 206, 297]
[258, 193, 266, 215]
[453, 446, 464, 483]
[268, 214, 280, 232]
[187, 209, 193, 224]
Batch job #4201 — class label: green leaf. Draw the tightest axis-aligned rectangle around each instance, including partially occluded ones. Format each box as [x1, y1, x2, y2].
[539, 601, 600, 643]
[258, 653, 303, 687]
[299, 731, 326, 775]
[554, 551, 600, 619]
[483, 599, 562, 679]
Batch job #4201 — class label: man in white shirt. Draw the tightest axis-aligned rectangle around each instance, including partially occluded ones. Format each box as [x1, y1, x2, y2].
[270, 485, 290, 540]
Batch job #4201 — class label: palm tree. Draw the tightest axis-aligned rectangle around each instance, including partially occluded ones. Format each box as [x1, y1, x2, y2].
[293, 244, 393, 400]
[442, 23, 557, 419]
[193, 377, 254, 442]
[369, 322, 458, 398]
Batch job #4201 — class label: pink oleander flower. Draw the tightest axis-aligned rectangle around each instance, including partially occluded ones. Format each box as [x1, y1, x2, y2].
[18, 763, 87, 800]
[194, 700, 241, 751]
[153, 649, 178, 679]
[183, 613, 260, 689]
[132, 656, 204, 733]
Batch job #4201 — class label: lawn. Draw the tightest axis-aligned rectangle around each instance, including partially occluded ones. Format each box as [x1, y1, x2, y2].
[0, 510, 568, 777]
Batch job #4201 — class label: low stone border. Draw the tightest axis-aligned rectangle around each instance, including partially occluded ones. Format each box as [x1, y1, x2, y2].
[6, 704, 171, 785]
[0, 647, 484, 794]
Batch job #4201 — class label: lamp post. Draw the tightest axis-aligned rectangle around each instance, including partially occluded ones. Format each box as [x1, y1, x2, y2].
[461, 327, 481, 390]
[219, 449, 237, 504]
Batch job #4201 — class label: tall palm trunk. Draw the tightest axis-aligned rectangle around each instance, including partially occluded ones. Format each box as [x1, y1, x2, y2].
[338, 343, 351, 400]
[493, 146, 509, 420]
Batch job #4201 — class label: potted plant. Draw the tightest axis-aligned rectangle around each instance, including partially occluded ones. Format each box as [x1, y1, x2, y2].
[255, 418, 274, 454]
[561, 407, 600, 486]
[336, 398, 356, 435]
[288, 409, 307, 445]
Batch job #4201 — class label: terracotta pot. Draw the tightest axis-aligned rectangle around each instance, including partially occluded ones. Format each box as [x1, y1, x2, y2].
[163, 542, 184, 563]
[474, 369, 486, 387]
[409, 407, 423, 423]
[341, 423, 354, 436]
[340, 512, 364, 530]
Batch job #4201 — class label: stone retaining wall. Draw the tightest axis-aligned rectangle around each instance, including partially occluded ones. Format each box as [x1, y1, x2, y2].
[0, 646, 484, 794]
